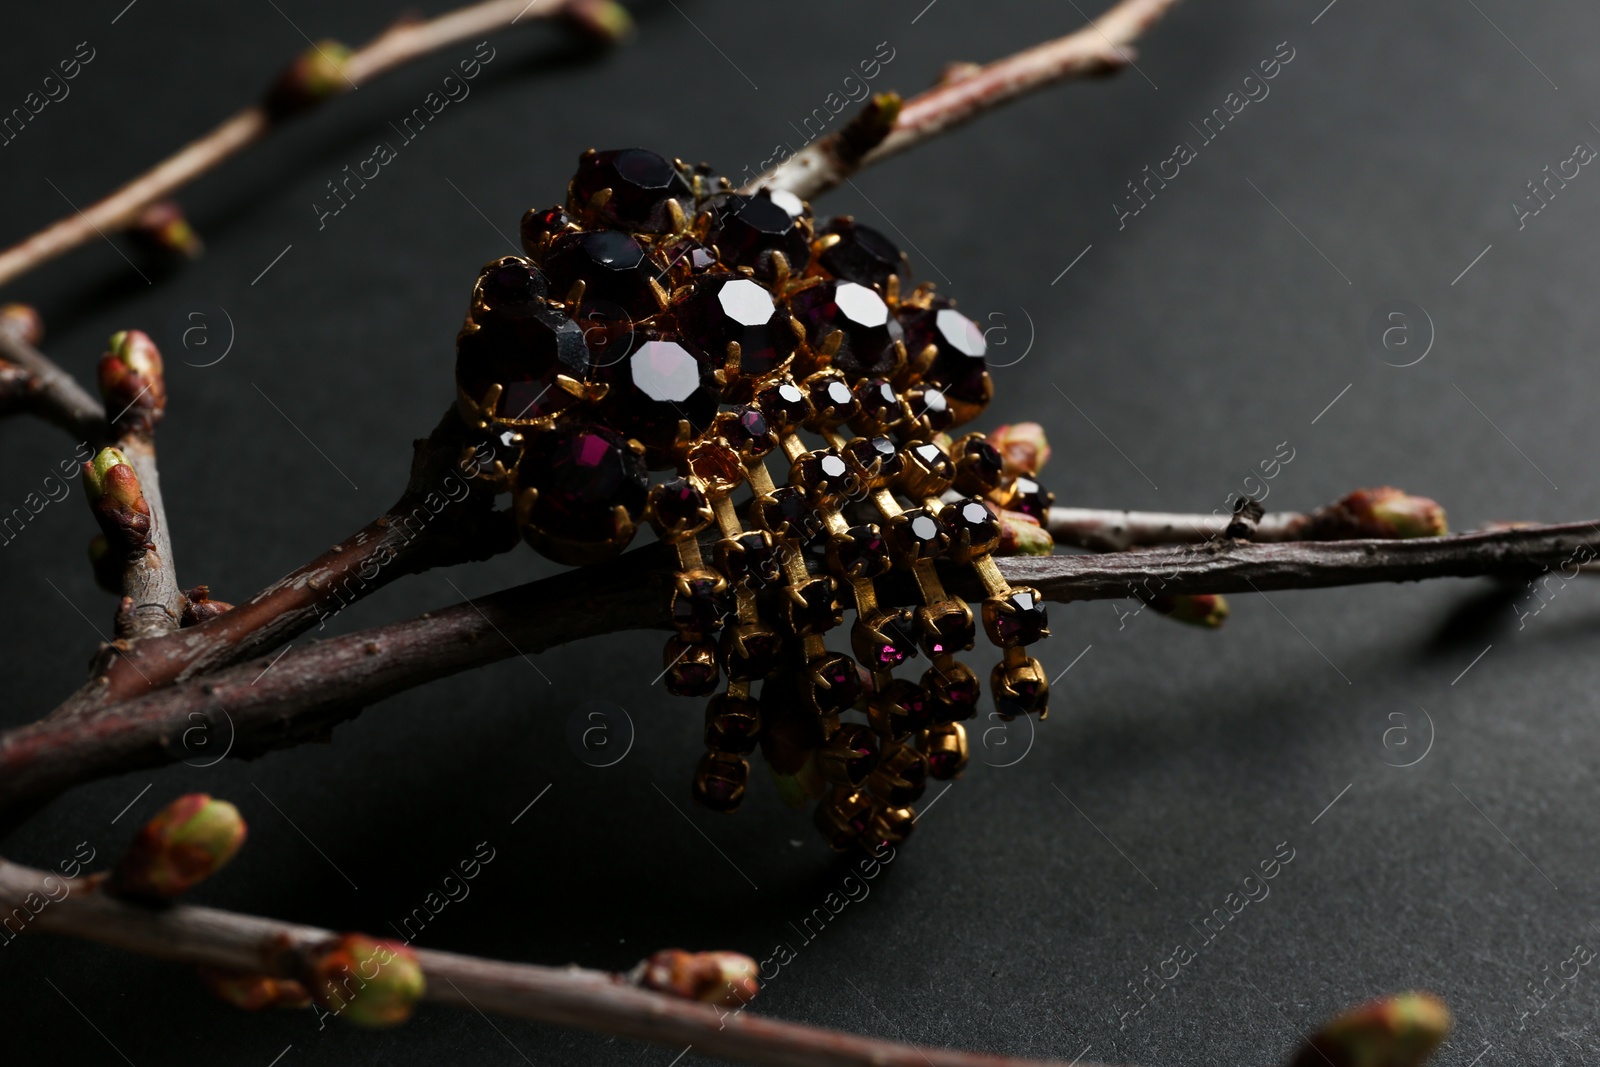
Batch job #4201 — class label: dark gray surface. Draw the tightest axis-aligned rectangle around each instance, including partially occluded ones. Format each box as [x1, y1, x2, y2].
[2, 1, 1597, 1064]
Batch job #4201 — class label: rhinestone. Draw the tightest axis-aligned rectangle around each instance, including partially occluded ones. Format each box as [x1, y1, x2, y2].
[817, 217, 908, 291]
[570, 148, 692, 233]
[790, 280, 904, 380]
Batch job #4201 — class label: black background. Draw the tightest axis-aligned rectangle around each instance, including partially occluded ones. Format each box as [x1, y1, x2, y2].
[3, 1, 1599, 1064]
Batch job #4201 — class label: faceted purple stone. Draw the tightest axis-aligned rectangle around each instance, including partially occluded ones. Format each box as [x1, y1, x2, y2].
[758, 486, 822, 542]
[902, 300, 989, 403]
[476, 256, 548, 309]
[918, 603, 975, 658]
[850, 378, 904, 436]
[828, 524, 891, 581]
[724, 406, 776, 457]
[990, 588, 1049, 646]
[942, 497, 1000, 557]
[671, 275, 796, 384]
[842, 435, 902, 486]
[721, 624, 783, 680]
[954, 436, 1005, 495]
[693, 752, 748, 813]
[825, 724, 880, 785]
[516, 426, 647, 544]
[784, 576, 842, 635]
[543, 230, 664, 319]
[879, 679, 934, 735]
[791, 450, 854, 503]
[886, 508, 948, 565]
[704, 191, 811, 282]
[704, 694, 762, 755]
[455, 298, 589, 422]
[818, 217, 908, 291]
[805, 373, 859, 426]
[570, 148, 692, 233]
[717, 530, 782, 588]
[1009, 476, 1054, 522]
[598, 335, 719, 461]
[658, 236, 721, 288]
[755, 376, 811, 431]
[790, 281, 904, 380]
[665, 637, 720, 697]
[671, 573, 733, 636]
[925, 746, 964, 780]
[519, 205, 575, 255]
[648, 477, 710, 539]
[852, 606, 917, 669]
[903, 383, 955, 435]
[926, 664, 981, 722]
[807, 652, 862, 716]
[997, 674, 1048, 720]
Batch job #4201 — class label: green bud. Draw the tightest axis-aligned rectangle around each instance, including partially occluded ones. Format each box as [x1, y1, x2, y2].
[632, 949, 761, 1007]
[1292, 991, 1450, 1067]
[307, 935, 425, 1028]
[996, 509, 1054, 556]
[563, 0, 636, 44]
[263, 39, 355, 120]
[988, 422, 1052, 476]
[1150, 594, 1229, 628]
[0, 302, 43, 346]
[83, 447, 132, 502]
[111, 793, 248, 899]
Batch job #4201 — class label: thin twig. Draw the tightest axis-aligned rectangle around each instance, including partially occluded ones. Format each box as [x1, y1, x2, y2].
[5, 520, 1597, 823]
[0, 856, 1107, 1067]
[751, 0, 1184, 200]
[0, 324, 108, 443]
[50, 407, 518, 719]
[1047, 506, 1310, 551]
[0, 0, 596, 290]
[113, 436, 185, 641]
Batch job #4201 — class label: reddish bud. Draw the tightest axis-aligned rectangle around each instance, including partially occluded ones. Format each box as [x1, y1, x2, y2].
[1149, 593, 1229, 628]
[835, 93, 903, 166]
[199, 967, 310, 1011]
[0, 302, 43, 345]
[84, 448, 152, 552]
[1309, 488, 1448, 541]
[988, 422, 1051, 476]
[562, 0, 636, 44]
[1291, 992, 1450, 1067]
[181, 585, 234, 627]
[305, 935, 425, 1028]
[98, 330, 166, 433]
[263, 39, 354, 120]
[994, 507, 1054, 556]
[631, 949, 761, 1007]
[111, 793, 247, 899]
[132, 200, 203, 260]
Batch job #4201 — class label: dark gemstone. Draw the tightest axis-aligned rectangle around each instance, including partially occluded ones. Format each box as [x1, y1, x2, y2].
[922, 732, 967, 780]
[476, 256, 548, 309]
[717, 530, 781, 588]
[790, 450, 854, 503]
[841, 435, 902, 487]
[820, 724, 880, 786]
[720, 623, 783, 680]
[672, 274, 796, 388]
[598, 335, 719, 462]
[704, 693, 762, 755]
[519, 205, 575, 255]
[684, 161, 725, 202]
[900, 441, 956, 496]
[757, 486, 822, 542]
[804, 372, 859, 427]
[806, 652, 861, 716]
[716, 405, 777, 459]
[570, 148, 692, 233]
[817, 217, 908, 290]
[790, 281, 904, 380]
[692, 752, 748, 813]
[767, 188, 810, 221]
[456, 298, 589, 422]
[876, 681, 934, 739]
[917, 600, 975, 658]
[886, 508, 949, 566]
[953, 435, 1005, 495]
[648, 477, 711, 541]
[671, 571, 732, 636]
[755, 376, 811, 430]
[942, 497, 1000, 561]
[814, 789, 873, 849]
[515, 426, 647, 546]
[658, 236, 721, 288]
[902, 384, 955, 436]
[784, 576, 842, 636]
[663, 635, 720, 697]
[996, 670, 1048, 720]
[984, 587, 1049, 647]
[851, 606, 918, 669]
[828, 524, 891, 581]
[926, 662, 981, 722]
[849, 378, 904, 436]
[1009, 476, 1054, 522]
[704, 191, 811, 283]
[686, 439, 745, 495]
[902, 301, 990, 403]
[543, 230, 664, 319]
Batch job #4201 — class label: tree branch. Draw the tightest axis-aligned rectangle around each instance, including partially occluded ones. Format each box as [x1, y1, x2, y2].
[750, 0, 1184, 200]
[0, 0, 621, 291]
[51, 407, 518, 719]
[0, 856, 1107, 1067]
[6, 521, 1596, 825]
[0, 317, 108, 443]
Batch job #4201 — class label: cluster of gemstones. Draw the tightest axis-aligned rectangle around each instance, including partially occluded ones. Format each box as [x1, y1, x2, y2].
[454, 148, 1055, 851]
